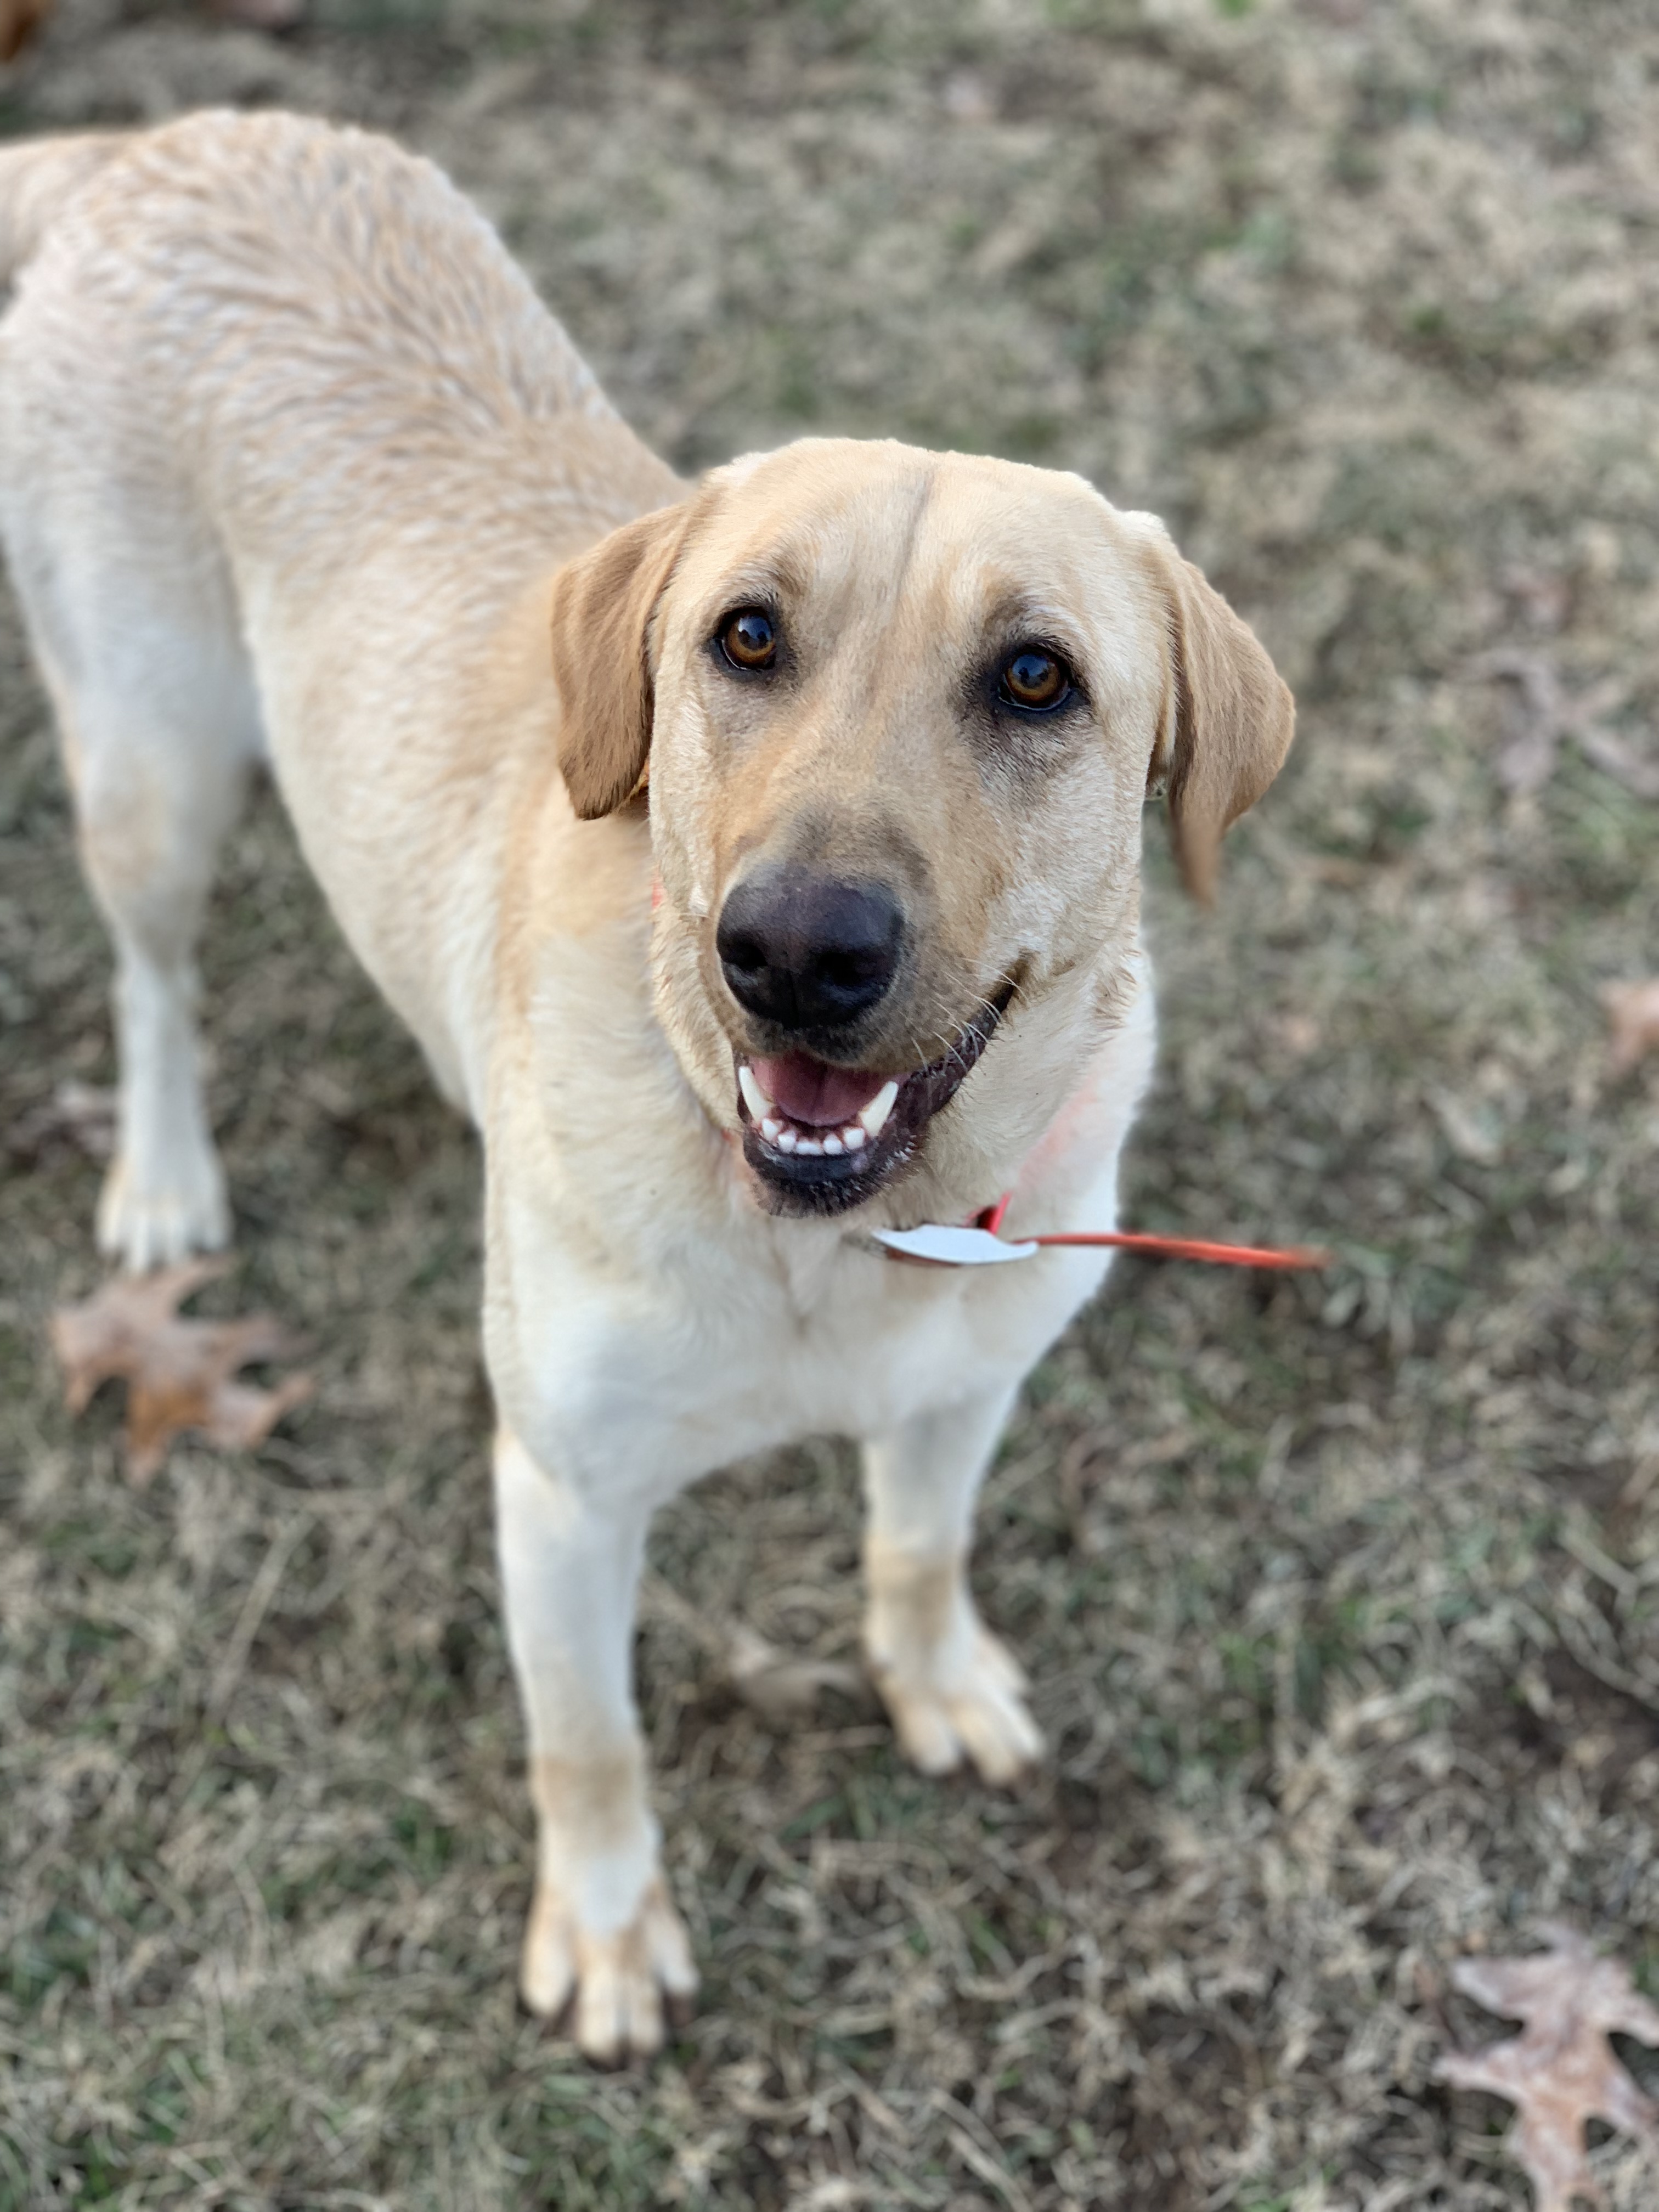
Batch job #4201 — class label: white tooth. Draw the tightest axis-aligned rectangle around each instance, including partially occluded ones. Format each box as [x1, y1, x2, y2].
[778, 1127, 798, 1152]
[842, 1124, 866, 1151]
[822, 1135, 843, 1155]
[760, 1117, 782, 1141]
[795, 1137, 823, 1156]
[859, 1079, 900, 1140]
[738, 1063, 771, 1121]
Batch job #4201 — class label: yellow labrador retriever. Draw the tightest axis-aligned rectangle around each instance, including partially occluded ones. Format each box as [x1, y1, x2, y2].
[0, 112, 1293, 2060]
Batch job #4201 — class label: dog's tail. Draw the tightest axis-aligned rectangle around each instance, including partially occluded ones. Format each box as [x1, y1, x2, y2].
[0, 132, 128, 286]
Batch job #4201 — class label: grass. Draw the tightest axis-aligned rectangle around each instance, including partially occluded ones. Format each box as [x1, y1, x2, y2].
[8, 0, 1659, 2204]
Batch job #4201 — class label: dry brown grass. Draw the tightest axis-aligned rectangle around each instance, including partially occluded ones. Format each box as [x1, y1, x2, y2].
[7, 1, 1659, 2204]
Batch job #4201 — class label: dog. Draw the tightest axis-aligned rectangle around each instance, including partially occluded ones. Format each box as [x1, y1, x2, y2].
[0, 110, 1293, 2061]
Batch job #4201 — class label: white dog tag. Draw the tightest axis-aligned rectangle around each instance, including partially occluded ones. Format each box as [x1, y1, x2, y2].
[871, 1223, 1040, 1267]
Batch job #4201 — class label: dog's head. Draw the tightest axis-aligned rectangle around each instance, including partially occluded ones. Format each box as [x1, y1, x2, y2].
[548, 440, 1293, 1218]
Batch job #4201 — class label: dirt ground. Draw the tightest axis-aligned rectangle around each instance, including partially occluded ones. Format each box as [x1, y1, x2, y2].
[6, 0, 1659, 2204]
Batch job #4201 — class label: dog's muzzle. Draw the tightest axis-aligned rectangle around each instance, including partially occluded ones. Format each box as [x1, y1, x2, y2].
[731, 983, 1014, 1217]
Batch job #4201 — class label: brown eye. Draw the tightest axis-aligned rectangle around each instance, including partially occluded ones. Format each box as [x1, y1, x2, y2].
[1000, 647, 1070, 711]
[720, 607, 778, 670]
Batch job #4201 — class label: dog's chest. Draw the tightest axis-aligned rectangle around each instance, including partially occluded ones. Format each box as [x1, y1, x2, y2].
[494, 956, 1152, 1499]
[726, 1233, 993, 1435]
[505, 1190, 1110, 1503]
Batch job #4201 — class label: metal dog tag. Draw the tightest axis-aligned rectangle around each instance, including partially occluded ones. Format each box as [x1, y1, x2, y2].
[871, 1223, 1040, 1267]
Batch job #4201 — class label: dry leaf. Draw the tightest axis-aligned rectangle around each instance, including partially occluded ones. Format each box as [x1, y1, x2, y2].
[1268, 1011, 1323, 1059]
[1502, 562, 1573, 635]
[0, 0, 305, 55]
[0, 0, 50, 63]
[1576, 723, 1659, 802]
[51, 1257, 312, 1486]
[637, 1572, 866, 1721]
[1429, 1087, 1504, 1164]
[1599, 980, 1659, 1075]
[6, 1079, 116, 1165]
[1434, 1923, 1659, 2211]
[727, 1624, 865, 1724]
[1470, 650, 1658, 798]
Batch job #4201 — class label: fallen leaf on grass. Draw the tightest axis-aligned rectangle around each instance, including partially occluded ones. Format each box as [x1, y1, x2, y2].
[5, 1079, 116, 1164]
[1469, 651, 1659, 798]
[51, 1258, 312, 1487]
[1429, 1087, 1504, 1164]
[638, 1571, 867, 1722]
[0, 0, 50, 63]
[727, 1624, 865, 1723]
[0, 0, 306, 61]
[1599, 980, 1659, 1076]
[1575, 724, 1659, 801]
[1501, 562, 1573, 635]
[1435, 1923, 1659, 2211]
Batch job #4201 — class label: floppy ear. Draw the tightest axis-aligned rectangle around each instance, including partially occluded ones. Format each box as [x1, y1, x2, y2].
[549, 498, 697, 820]
[1143, 536, 1295, 904]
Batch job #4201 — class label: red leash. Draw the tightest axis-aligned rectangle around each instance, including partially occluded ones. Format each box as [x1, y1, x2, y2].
[973, 1193, 1327, 1271]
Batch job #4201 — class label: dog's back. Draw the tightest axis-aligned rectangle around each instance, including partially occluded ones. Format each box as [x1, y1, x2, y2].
[0, 113, 658, 565]
[0, 112, 678, 1257]
[0, 130, 122, 276]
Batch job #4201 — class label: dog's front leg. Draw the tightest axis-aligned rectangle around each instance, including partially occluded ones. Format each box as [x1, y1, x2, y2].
[861, 1384, 1043, 1786]
[492, 1427, 696, 2063]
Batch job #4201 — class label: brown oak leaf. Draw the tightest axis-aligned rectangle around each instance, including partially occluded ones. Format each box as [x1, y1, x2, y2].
[1600, 980, 1659, 1076]
[1470, 650, 1658, 799]
[51, 1258, 312, 1487]
[0, 0, 306, 53]
[0, 0, 50, 63]
[1434, 1924, 1659, 2211]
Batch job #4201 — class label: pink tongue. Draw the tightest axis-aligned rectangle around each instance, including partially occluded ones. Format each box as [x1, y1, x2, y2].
[753, 1052, 887, 1128]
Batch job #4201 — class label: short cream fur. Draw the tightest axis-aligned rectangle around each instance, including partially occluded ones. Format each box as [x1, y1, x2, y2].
[0, 111, 1293, 2062]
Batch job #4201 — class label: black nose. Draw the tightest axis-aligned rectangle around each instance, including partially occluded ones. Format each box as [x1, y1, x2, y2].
[716, 868, 904, 1033]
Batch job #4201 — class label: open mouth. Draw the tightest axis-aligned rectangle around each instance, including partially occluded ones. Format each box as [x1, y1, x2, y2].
[733, 983, 1014, 1216]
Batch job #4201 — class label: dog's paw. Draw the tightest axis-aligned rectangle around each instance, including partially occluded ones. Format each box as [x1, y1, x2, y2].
[96, 1143, 229, 1273]
[870, 1621, 1044, 1786]
[521, 1873, 698, 2065]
